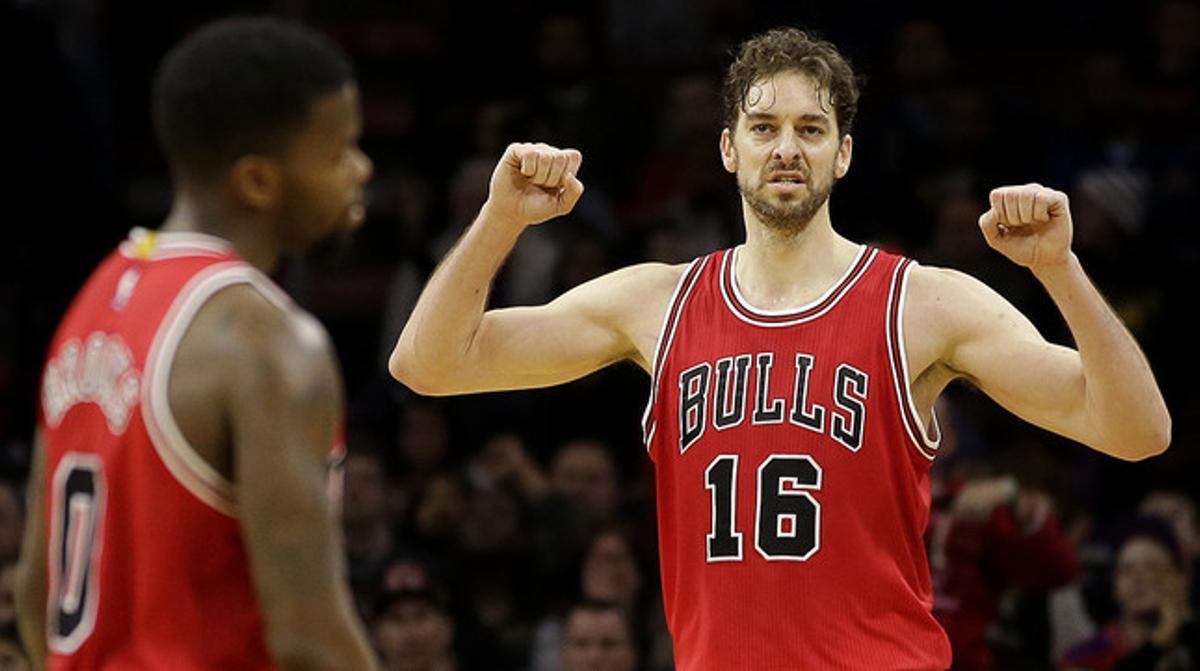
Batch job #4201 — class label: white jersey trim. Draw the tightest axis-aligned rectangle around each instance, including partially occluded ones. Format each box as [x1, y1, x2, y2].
[885, 260, 942, 460]
[119, 228, 234, 260]
[642, 257, 708, 452]
[719, 245, 877, 327]
[141, 262, 293, 517]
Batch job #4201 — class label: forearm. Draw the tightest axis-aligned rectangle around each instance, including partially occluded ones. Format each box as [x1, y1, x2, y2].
[253, 513, 378, 670]
[390, 205, 524, 387]
[1034, 253, 1171, 457]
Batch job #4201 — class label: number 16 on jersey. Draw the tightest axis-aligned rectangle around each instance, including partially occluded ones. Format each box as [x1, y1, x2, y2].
[705, 454, 822, 562]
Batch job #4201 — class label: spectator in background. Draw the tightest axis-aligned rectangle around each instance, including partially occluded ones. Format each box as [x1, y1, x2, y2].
[930, 474, 1080, 670]
[0, 627, 28, 671]
[533, 525, 666, 671]
[1139, 490, 1200, 607]
[561, 599, 639, 671]
[0, 483, 20, 565]
[550, 439, 622, 526]
[927, 398, 1080, 670]
[1061, 518, 1197, 670]
[372, 562, 459, 671]
[396, 399, 452, 501]
[344, 448, 400, 610]
[408, 470, 468, 556]
[473, 434, 626, 590]
[0, 563, 15, 634]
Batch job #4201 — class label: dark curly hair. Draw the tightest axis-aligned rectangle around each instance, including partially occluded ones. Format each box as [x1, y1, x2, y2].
[722, 28, 861, 137]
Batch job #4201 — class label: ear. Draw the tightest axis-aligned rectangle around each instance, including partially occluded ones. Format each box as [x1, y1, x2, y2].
[719, 128, 737, 174]
[228, 155, 283, 211]
[835, 134, 853, 179]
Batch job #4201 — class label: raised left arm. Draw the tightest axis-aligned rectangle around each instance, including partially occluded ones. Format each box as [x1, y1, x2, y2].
[921, 184, 1170, 461]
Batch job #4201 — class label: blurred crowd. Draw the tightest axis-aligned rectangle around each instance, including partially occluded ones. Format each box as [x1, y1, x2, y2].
[2, 0, 1199, 669]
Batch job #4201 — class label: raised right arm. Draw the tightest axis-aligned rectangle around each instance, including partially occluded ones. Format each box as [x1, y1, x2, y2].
[389, 143, 682, 395]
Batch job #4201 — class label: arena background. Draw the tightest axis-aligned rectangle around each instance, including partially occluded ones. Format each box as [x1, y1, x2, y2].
[1, 1, 1197, 669]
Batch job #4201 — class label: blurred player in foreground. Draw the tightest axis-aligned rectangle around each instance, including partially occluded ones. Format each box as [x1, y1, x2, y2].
[15, 17, 376, 671]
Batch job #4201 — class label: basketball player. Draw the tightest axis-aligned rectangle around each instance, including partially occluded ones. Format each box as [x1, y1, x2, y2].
[14, 18, 377, 670]
[389, 28, 1171, 670]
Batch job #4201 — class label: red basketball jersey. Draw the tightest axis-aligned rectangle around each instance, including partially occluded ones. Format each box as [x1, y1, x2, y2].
[37, 229, 298, 670]
[643, 245, 952, 670]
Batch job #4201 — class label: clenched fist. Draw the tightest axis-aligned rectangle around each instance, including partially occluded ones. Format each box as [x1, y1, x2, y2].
[978, 183, 1073, 273]
[485, 142, 585, 229]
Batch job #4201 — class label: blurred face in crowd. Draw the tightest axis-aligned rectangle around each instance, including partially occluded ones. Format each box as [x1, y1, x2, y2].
[1140, 492, 1200, 560]
[399, 402, 449, 471]
[583, 531, 643, 609]
[0, 638, 28, 671]
[0, 564, 16, 629]
[342, 452, 388, 529]
[373, 598, 454, 671]
[415, 473, 466, 539]
[551, 440, 620, 521]
[0, 484, 21, 564]
[562, 607, 636, 671]
[458, 486, 520, 553]
[1114, 537, 1187, 618]
[720, 70, 852, 235]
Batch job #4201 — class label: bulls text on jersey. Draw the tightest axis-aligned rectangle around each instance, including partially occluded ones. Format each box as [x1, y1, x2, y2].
[677, 352, 869, 454]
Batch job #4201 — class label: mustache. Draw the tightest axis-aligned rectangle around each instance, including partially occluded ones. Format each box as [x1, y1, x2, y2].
[764, 162, 810, 177]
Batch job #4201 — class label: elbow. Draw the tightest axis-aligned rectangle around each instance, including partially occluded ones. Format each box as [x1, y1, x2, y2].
[388, 346, 455, 396]
[1106, 418, 1172, 462]
[1140, 413, 1173, 460]
[1133, 408, 1173, 461]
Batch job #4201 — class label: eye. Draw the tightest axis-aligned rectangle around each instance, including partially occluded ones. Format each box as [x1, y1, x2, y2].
[752, 123, 773, 134]
[803, 126, 824, 136]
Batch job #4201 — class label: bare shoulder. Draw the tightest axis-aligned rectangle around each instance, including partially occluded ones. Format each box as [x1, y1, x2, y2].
[576, 261, 689, 300]
[904, 263, 1042, 379]
[906, 263, 1036, 339]
[554, 260, 691, 372]
[188, 283, 339, 399]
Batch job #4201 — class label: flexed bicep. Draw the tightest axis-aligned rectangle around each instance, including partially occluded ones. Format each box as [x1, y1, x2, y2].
[916, 266, 1094, 447]
[405, 262, 686, 395]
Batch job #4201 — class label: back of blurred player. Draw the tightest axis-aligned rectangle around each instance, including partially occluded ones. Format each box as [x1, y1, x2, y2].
[13, 18, 376, 670]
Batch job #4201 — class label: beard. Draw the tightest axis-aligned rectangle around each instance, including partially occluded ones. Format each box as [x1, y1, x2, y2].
[738, 161, 836, 235]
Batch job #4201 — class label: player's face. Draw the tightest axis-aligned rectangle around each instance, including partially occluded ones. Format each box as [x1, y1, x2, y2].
[720, 70, 852, 234]
[561, 610, 636, 671]
[278, 83, 373, 253]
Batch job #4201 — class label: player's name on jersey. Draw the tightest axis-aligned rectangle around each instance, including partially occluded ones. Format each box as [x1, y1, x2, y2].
[42, 331, 141, 435]
[677, 352, 868, 455]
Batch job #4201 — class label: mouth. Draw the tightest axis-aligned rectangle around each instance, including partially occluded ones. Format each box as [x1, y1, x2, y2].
[347, 192, 370, 228]
[767, 171, 807, 185]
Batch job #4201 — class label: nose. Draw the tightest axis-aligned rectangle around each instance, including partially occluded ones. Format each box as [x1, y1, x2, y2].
[355, 148, 374, 184]
[772, 126, 803, 163]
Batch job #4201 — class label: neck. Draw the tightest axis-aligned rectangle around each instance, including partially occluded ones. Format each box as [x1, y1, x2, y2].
[736, 200, 860, 309]
[161, 190, 282, 273]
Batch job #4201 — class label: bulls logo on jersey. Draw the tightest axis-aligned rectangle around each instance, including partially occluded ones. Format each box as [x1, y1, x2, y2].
[677, 353, 869, 454]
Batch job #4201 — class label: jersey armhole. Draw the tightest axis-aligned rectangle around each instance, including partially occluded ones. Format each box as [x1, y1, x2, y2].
[885, 259, 942, 461]
[641, 257, 708, 455]
[141, 263, 292, 517]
